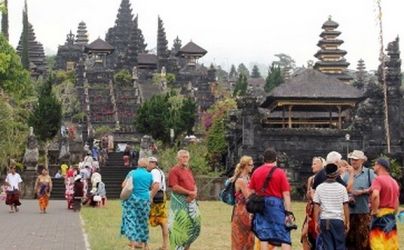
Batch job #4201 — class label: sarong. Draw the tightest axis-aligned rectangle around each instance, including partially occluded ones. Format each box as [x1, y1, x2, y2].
[150, 197, 168, 227]
[369, 208, 399, 250]
[346, 213, 371, 250]
[65, 177, 74, 209]
[121, 195, 151, 243]
[252, 196, 291, 246]
[168, 193, 201, 250]
[38, 195, 49, 210]
[5, 191, 21, 206]
[232, 192, 254, 250]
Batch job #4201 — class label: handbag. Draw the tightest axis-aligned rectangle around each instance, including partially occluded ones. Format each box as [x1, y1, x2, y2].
[93, 195, 102, 202]
[246, 166, 278, 214]
[120, 176, 133, 200]
[219, 178, 236, 205]
[153, 190, 165, 203]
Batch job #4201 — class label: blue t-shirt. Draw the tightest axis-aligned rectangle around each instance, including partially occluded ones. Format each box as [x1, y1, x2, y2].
[127, 168, 152, 200]
[342, 167, 375, 214]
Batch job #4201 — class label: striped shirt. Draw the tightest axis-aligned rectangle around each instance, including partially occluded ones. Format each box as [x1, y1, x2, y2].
[313, 181, 348, 220]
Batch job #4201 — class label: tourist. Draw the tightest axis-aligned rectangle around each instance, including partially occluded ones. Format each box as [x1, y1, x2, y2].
[73, 175, 84, 212]
[231, 155, 255, 250]
[301, 156, 325, 250]
[168, 149, 201, 250]
[369, 158, 400, 250]
[35, 168, 53, 213]
[147, 156, 168, 250]
[65, 165, 76, 209]
[93, 179, 106, 207]
[343, 150, 375, 250]
[313, 163, 350, 250]
[120, 157, 153, 250]
[54, 170, 62, 178]
[60, 162, 68, 177]
[312, 151, 348, 190]
[248, 148, 294, 250]
[4, 161, 23, 213]
[123, 145, 131, 167]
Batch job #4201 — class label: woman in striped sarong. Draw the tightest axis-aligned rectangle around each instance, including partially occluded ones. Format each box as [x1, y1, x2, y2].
[35, 168, 52, 214]
[120, 158, 153, 250]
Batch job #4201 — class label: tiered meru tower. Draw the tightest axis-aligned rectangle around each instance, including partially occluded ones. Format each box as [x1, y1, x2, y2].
[314, 16, 352, 82]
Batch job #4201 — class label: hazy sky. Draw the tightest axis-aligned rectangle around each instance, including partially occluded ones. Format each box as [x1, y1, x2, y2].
[6, 0, 404, 71]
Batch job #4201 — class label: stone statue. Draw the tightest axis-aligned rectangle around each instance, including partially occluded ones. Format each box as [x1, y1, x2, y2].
[139, 135, 155, 159]
[58, 136, 70, 161]
[23, 127, 39, 171]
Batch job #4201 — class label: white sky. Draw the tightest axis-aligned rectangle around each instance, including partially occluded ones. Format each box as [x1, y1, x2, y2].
[6, 0, 404, 71]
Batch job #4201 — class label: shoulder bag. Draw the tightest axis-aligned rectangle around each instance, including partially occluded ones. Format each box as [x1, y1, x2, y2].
[120, 175, 133, 200]
[246, 166, 278, 214]
[153, 168, 165, 204]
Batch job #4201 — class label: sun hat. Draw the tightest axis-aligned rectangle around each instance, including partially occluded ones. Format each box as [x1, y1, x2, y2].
[348, 150, 367, 161]
[74, 175, 82, 181]
[148, 156, 158, 162]
[326, 151, 342, 164]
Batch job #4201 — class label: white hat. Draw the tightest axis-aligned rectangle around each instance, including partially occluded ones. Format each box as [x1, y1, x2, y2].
[326, 151, 342, 164]
[74, 175, 82, 181]
[348, 150, 367, 161]
[148, 156, 158, 162]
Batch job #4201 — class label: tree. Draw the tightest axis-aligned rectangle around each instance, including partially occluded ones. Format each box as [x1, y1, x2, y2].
[233, 73, 248, 96]
[53, 75, 80, 120]
[237, 63, 250, 78]
[135, 92, 197, 143]
[273, 53, 296, 78]
[114, 69, 132, 87]
[29, 74, 62, 169]
[1, 0, 8, 40]
[265, 63, 283, 92]
[20, 0, 29, 69]
[229, 64, 237, 80]
[157, 16, 169, 58]
[251, 65, 261, 78]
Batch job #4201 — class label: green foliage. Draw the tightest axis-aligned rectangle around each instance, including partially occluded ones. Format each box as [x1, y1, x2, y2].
[46, 55, 56, 70]
[94, 125, 113, 138]
[265, 62, 283, 92]
[206, 119, 227, 171]
[28, 74, 62, 143]
[233, 73, 248, 96]
[237, 63, 250, 78]
[135, 91, 196, 143]
[251, 65, 261, 78]
[373, 155, 403, 180]
[152, 72, 176, 86]
[53, 77, 80, 119]
[0, 34, 33, 99]
[229, 64, 237, 80]
[54, 69, 75, 84]
[0, 1, 5, 13]
[114, 69, 132, 87]
[21, 5, 29, 69]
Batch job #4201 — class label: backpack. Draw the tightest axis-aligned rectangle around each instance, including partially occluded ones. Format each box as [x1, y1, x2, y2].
[219, 178, 236, 205]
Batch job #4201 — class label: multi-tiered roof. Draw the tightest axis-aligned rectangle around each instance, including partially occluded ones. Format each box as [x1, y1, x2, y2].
[314, 16, 352, 82]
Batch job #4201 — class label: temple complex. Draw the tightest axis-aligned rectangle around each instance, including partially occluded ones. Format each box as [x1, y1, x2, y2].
[16, 0, 47, 77]
[314, 16, 353, 82]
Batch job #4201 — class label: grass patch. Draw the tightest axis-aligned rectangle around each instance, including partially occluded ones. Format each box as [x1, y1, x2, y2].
[81, 201, 404, 250]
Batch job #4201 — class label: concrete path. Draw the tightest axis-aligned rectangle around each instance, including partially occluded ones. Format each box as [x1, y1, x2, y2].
[0, 199, 88, 250]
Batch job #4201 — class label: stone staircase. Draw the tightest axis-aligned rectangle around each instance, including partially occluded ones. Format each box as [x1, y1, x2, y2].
[101, 152, 135, 199]
[51, 178, 66, 200]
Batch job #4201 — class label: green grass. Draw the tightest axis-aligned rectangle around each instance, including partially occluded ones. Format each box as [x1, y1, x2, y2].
[81, 201, 404, 250]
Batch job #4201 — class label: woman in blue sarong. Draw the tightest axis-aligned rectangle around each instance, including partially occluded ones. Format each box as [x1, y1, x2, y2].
[121, 158, 153, 249]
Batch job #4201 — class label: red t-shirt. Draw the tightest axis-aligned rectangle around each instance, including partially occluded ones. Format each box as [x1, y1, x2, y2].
[371, 174, 400, 209]
[168, 165, 196, 191]
[248, 163, 290, 199]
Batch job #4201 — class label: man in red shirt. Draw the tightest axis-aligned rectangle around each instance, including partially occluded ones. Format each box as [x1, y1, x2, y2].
[249, 148, 294, 250]
[369, 158, 400, 250]
[168, 149, 201, 250]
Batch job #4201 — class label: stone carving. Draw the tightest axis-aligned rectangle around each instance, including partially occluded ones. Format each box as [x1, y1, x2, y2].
[23, 127, 39, 171]
[139, 135, 156, 159]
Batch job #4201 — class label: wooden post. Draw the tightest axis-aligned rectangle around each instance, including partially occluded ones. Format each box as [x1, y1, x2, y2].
[288, 106, 293, 128]
[337, 106, 342, 129]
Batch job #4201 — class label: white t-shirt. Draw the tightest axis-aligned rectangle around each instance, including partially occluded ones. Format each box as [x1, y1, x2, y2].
[313, 181, 348, 221]
[151, 168, 166, 191]
[5, 173, 23, 191]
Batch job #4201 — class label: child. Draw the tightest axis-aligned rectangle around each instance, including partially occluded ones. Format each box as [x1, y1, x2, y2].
[73, 175, 84, 212]
[313, 163, 350, 250]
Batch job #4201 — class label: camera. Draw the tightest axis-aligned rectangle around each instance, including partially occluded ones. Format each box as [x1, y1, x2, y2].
[285, 221, 298, 230]
[348, 194, 356, 208]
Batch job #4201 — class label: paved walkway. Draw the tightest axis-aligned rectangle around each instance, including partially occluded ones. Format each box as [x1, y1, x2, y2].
[0, 199, 88, 250]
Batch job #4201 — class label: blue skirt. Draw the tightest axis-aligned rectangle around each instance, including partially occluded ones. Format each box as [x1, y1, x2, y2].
[252, 196, 291, 246]
[120, 195, 151, 243]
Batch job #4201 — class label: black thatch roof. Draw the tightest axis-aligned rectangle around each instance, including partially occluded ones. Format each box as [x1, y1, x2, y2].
[137, 53, 158, 65]
[262, 69, 363, 107]
[177, 41, 207, 56]
[85, 38, 114, 52]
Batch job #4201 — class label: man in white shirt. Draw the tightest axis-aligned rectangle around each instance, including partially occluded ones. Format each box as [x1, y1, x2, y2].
[4, 162, 23, 213]
[147, 156, 168, 250]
